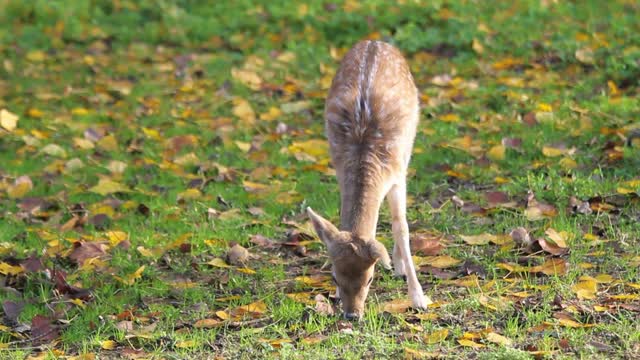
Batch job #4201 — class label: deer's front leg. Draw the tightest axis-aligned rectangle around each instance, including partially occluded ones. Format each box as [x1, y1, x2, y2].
[387, 182, 432, 309]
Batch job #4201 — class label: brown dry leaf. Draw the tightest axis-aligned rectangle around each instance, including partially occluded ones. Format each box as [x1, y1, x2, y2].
[226, 244, 249, 266]
[0, 108, 19, 131]
[572, 279, 597, 300]
[313, 294, 335, 316]
[424, 329, 449, 344]
[411, 232, 444, 255]
[460, 233, 495, 245]
[230, 300, 267, 319]
[538, 238, 568, 256]
[177, 188, 202, 202]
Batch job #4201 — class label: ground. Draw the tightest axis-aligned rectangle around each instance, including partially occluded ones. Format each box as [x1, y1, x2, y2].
[0, 1, 639, 359]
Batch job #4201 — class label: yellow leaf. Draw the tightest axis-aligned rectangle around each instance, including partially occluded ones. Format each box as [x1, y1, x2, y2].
[558, 318, 593, 328]
[594, 274, 614, 283]
[116, 266, 146, 285]
[413, 255, 461, 268]
[404, 347, 440, 359]
[106, 231, 128, 246]
[0, 109, 19, 131]
[235, 141, 251, 153]
[26, 50, 46, 62]
[472, 38, 484, 54]
[457, 339, 485, 348]
[487, 144, 506, 161]
[575, 47, 594, 65]
[542, 146, 565, 157]
[73, 137, 95, 150]
[288, 139, 329, 161]
[286, 292, 315, 305]
[537, 103, 553, 112]
[559, 157, 577, 170]
[572, 280, 597, 300]
[97, 135, 118, 152]
[7, 176, 33, 199]
[531, 258, 568, 276]
[485, 332, 512, 346]
[235, 267, 256, 275]
[89, 178, 131, 195]
[544, 228, 568, 248]
[215, 310, 230, 320]
[70, 298, 85, 308]
[101, 340, 117, 350]
[381, 298, 412, 314]
[300, 335, 327, 345]
[439, 113, 460, 122]
[232, 98, 255, 125]
[231, 68, 262, 90]
[259, 106, 282, 121]
[194, 319, 222, 328]
[424, 329, 449, 344]
[175, 340, 197, 348]
[207, 258, 233, 268]
[460, 233, 495, 245]
[40, 143, 68, 158]
[72, 107, 89, 116]
[0, 262, 24, 275]
[609, 294, 640, 301]
[177, 188, 202, 201]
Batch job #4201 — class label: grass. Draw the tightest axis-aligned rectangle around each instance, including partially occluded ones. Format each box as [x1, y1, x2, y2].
[1, 0, 639, 359]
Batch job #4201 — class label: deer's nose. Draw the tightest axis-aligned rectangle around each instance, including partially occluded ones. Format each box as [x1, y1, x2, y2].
[344, 312, 362, 321]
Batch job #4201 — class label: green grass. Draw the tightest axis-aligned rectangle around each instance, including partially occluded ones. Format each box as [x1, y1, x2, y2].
[1, 0, 640, 359]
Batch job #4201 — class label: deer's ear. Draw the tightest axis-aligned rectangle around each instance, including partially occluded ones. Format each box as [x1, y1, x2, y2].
[307, 207, 340, 249]
[368, 240, 391, 270]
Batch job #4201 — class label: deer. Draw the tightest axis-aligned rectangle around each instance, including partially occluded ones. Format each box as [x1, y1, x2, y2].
[307, 40, 432, 320]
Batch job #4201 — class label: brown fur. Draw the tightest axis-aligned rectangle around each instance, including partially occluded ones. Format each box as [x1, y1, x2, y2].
[308, 40, 430, 319]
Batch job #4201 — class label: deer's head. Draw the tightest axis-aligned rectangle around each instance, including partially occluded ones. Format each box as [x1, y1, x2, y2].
[307, 207, 391, 320]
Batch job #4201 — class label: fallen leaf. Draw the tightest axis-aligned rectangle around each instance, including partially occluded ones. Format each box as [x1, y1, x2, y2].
[413, 255, 461, 269]
[381, 298, 412, 314]
[572, 279, 597, 300]
[89, 178, 131, 195]
[7, 175, 33, 199]
[485, 332, 513, 346]
[460, 233, 495, 245]
[424, 329, 449, 344]
[0, 109, 19, 131]
[457, 339, 485, 348]
[101, 340, 117, 350]
[226, 244, 249, 266]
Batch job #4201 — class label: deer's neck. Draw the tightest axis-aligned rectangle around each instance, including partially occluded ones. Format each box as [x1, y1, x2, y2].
[339, 181, 383, 240]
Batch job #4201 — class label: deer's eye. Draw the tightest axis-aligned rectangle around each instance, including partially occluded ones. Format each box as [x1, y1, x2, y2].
[367, 276, 373, 286]
[331, 275, 338, 284]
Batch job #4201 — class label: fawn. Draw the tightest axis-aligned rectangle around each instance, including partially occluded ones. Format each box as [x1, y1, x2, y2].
[307, 40, 431, 320]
